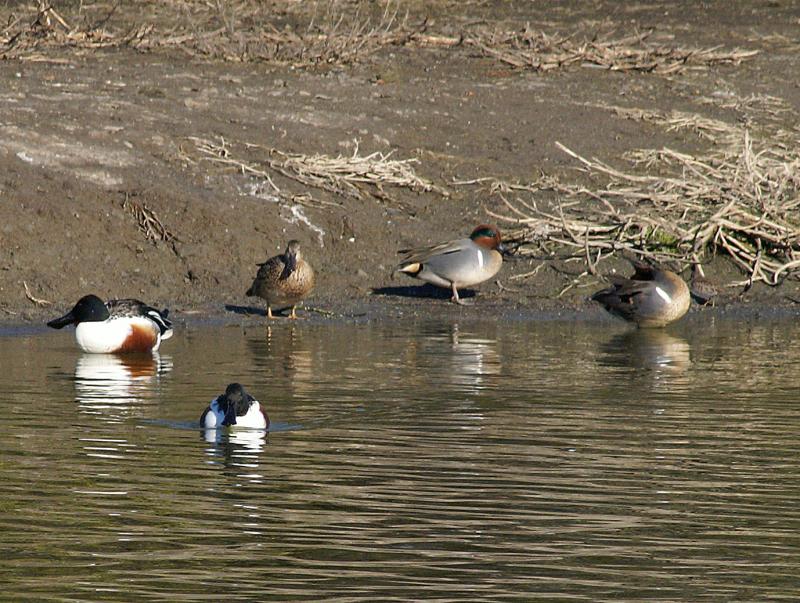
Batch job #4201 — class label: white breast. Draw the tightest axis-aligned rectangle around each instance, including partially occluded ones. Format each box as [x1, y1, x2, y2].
[202, 400, 267, 429]
[75, 320, 133, 354]
[236, 401, 268, 429]
[202, 400, 225, 428]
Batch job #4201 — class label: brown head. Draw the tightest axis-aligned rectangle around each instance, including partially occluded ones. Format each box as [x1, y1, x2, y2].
[284, 240, 303, 260]
[280, 240, 303, 278]
[469, 224, 506, 252]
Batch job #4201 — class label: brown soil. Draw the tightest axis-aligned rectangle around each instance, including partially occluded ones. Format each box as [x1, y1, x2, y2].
[2, 1, 799, 326]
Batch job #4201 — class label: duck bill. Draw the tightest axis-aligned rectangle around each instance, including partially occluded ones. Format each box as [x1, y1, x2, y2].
[47, 311, 76, 329]
[496, 242, 510, 256]
[222, 405, 238, 427]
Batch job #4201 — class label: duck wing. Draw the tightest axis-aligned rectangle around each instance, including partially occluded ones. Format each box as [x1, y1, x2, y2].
[107, 299, 148, 315]
[592, 277, 651, 320]
[107, 299, 173, 334]
[396, 237, 471, 267]
[258, 256, 287, 279]
[247, 255, 286, 295]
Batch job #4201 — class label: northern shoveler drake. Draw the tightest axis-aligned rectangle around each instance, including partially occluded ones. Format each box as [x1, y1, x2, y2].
[592, 258, 691, 328]
[394, 224, 507, 304]
[47, 294, 173, 353]
[246, 240, 315, 319]
[200, 383, 269, 430]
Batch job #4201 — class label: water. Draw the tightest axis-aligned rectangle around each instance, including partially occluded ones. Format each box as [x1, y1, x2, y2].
[1, 318, 799, 601]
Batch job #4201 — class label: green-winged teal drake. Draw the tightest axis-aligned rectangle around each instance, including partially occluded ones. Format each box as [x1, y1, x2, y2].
[592, 258, 690, 328]
[394, 224, 506, 304]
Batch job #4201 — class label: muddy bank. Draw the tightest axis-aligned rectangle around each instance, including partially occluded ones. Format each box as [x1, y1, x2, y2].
[1, 1, 799, 325]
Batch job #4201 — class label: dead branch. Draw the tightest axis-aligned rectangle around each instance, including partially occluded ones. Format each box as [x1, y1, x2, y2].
[472, 116, 800, 286]
[23, 281, 51, 306]
[1, 4, 757, 74]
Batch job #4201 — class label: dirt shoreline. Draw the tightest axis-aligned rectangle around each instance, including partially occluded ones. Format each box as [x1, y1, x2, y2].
[1, 1, 799, 325]
[4, 294, 799, 342]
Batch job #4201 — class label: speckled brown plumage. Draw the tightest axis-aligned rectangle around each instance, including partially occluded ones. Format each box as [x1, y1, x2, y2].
[246, 240, 315, 319]
[690, 264, 718, 306]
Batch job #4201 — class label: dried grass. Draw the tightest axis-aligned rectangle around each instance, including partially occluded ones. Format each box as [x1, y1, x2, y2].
[122, 194, 179, 246]
[1, 3, 757, 75]
[696, 93, 793, 118]
[0, 3, 153, 59]
[483, 121, 800, 287]
[0, 1, 416, 65]
[417, 28, 758, 74]
[588, 103, 743, 145]
[148, 2, 415, 66]
[190, 136, 446, 203]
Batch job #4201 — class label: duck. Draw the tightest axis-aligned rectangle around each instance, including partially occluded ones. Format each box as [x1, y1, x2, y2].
[591, 258, 690, 328]
[689, 263, 718, 306]
[246, 240, 315, 319]
[47, 294, 173, 353]
[200, 383, 269, 430]
[394, 224, 507, 304]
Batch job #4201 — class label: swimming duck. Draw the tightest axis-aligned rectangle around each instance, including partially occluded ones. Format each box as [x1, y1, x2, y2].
[200, 383, 269, 430]
[394, 224, 507, 304]
[47, 294, 173, 353]
[689, 263, 718, 306]
[592, 258, 690, 328]
[246, 240, 315, 319]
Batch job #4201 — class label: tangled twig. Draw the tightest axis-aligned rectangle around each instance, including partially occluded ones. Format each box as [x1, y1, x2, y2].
[1, 3, 757, 74]
[123, 195, 178, 245]
[190, 136, 447, 202]
[481, 120, 800, 286]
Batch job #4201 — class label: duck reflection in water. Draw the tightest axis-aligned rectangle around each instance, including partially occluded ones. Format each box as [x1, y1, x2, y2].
[74, 352, 171, 420]
[598, 329, 691, 374]
[201, 422, 267, 474]
[247, 325, 314, 396]
[202, 426, 267, 455]
[405, 323, 500, 393]
[447, 324, 501, 390]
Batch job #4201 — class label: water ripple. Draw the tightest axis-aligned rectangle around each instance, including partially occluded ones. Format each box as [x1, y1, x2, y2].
[0, 320, 798, 600]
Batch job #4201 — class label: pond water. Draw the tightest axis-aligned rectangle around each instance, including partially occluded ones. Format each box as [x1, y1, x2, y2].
[1, 317, 799, 601]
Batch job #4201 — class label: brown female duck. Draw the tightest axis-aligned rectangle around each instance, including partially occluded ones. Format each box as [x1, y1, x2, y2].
[246, 240, 315, 319]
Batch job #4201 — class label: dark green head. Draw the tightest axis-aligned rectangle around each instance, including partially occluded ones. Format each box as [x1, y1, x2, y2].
[469, 224, 505, 252]
[220, 383, 256, 426]
[47, 294, 109, 329]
